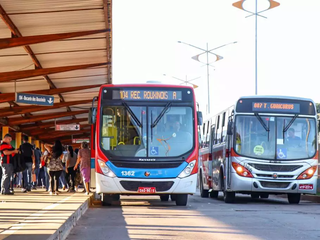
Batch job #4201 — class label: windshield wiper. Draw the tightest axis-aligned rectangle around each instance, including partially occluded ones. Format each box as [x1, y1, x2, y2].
[283, 114, 298, 141]
[122, 102, 142, 128]
[254, 113, 270, 141]
[151, 102, 172, 128]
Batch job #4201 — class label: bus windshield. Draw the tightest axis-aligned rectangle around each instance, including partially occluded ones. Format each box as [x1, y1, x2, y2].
[234, 115, 316, 160]
[100, 105, 194, 158]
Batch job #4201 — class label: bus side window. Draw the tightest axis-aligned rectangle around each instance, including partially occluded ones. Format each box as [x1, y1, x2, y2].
[205, 121, 210, 147]
[202, 123, 206, 148]
[211, 125, 216, 149]
[221, 112, 226, 142]
[216, 115, 221, 143]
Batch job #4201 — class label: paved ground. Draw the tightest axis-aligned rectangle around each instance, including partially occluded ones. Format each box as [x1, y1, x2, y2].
[67, 193, 320, 240]
[0, 189, 90, 240]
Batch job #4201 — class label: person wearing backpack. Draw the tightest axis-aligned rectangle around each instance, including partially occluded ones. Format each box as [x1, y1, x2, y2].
[0, 134, 19, 195]
[20, 136, 35, 192]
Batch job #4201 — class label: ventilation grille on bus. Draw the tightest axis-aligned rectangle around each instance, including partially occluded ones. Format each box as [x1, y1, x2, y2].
[248, 163, 303, 172]
[120, 181, 174, 192]
[111, 161, 182, 169]
[260, 181, 290, 189]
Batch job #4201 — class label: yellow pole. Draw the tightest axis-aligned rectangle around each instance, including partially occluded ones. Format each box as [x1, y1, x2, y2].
[15, 132, 22, 149]
[2, 126, 9, 139]
[41, 142, 45, 153]
[28, 136, 32, 144]
[34, 140, 40, 149]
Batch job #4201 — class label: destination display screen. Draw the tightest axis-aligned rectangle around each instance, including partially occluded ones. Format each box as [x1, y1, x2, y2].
[112, 90, 182, 101]
[236, 98, 315, 115]
[252, 102, 300, 113]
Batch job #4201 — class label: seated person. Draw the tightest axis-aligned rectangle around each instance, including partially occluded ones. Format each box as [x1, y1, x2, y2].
[286, 128, 301, 147]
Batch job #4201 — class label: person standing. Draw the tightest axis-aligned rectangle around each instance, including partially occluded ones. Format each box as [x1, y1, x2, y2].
[74, 142, 91, 195]
[0, 134, 18, 195]
[45, 140, 64, 195]
[20, 136, 35, 192]
[32, 146, 41, 189]
[64, 146, 77, 193]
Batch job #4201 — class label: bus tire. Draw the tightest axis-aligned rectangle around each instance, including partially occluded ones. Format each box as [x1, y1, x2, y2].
[210, 190, 219, 198]
[176, 194, 188, 206]
[251, 193, 260, 199]
[288, 193, 301, 204]
[102, 194, 114, 206]
[170, 194, 177, 201]
[200, 172, 209, 198]
[260, 193, 269, 199]
[160, 195, 169, 201]
[224, 191, 235, 203]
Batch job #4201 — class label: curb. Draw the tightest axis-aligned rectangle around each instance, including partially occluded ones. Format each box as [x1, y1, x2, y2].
[47, 196, 90, 240]
[301, 194, 320, 203]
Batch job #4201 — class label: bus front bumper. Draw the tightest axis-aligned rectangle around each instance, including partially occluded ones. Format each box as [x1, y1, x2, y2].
[230, 173, 317, 194]
[95, 173, 197, 194]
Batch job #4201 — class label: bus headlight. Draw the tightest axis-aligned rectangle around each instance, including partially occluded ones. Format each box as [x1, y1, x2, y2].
[178, 160, 196, 178]
[297, 166, 317, 180]
[98, 159, 116, 178]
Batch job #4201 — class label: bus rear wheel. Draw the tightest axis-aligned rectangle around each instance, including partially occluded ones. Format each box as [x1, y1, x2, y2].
[260, 193, 269, 199]
[288, 193, 301, 204]
[210, 190, 219, 198]
[176, 194, 188, 206]
[251, 193, 260, 199]
[160, 195, 169, 201]
[170, 194, 177, 201]
[200, 173, 209, 198]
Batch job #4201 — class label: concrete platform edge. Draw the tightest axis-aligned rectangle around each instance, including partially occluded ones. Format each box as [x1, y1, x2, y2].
[47, 196, 90, 240]
[301, 194, 320, 203]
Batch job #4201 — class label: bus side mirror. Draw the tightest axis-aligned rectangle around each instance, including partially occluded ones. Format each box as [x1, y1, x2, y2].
[88, 107, 97, 124]
[197, 111, 203, 126]
[227, 121, 233, 135]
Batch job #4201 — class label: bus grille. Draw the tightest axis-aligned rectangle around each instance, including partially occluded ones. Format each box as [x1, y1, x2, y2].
[248, 163, 303, 172]
[120, 181, 174, 191]
[260, 181, 290, 188]
[111, 161, 182, 169]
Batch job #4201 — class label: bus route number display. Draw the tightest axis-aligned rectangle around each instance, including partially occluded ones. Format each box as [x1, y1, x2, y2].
[252, 102, 300, 113]
[113, 90, 182, 101]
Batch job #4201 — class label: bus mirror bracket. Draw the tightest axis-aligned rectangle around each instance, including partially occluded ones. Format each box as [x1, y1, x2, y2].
[89, 96, 98, 124]
[197, 111, 203, 126]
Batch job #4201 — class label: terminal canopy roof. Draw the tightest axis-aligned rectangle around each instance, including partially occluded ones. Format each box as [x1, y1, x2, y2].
[0, 0, 112, 146]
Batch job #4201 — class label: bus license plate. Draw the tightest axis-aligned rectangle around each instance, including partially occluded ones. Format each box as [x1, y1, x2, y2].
[299, 184, 313, 190]
[138, 187, 156, 193]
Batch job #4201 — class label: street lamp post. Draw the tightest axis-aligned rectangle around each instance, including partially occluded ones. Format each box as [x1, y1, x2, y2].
[233, 0, 280, 95]
[178, 41, 237, 114]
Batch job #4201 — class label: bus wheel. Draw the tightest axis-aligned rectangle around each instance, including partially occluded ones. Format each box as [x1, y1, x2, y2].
[288, 193, 301, 204]
[176, 194, 188, 206]
[160, 195, 169, 201]
[260, 193, 269, 199]
[113, 194, 120, 201]
[170, 194, 177, 201]
[251, 193, 260, 199]
[210, 190, 219, 198]
[102, 194, 114, 206]
[224, 191, 235, 203]
[200, 173, 209, 198]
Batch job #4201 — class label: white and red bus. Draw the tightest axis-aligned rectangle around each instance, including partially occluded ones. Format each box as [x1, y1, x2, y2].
[198, 96, 318, 204]
[89, 83, 202, 206]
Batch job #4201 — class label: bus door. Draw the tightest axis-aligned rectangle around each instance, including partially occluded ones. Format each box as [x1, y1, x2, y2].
[226, 111, 234, 189]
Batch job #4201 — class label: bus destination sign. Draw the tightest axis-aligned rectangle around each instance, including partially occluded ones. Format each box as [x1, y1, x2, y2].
[252, 102, 300, 113]
[113, 90, 182, 101]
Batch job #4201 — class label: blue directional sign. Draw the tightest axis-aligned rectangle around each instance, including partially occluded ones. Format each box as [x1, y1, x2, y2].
[16, 93, 54, 106]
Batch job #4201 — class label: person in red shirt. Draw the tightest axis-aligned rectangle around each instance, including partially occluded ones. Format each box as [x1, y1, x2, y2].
[0, 134, 19, 195]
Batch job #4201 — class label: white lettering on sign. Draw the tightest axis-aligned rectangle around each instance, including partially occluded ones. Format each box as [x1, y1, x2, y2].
[121, 171, 135, 177]
[55, 124, 80, 131]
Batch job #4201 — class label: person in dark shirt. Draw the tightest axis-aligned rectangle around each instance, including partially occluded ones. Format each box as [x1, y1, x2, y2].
[20, 136, 35, 192]
[32, 146, 41, 189]
[0, 134, 18, 195]
[286, 128, 301, 148]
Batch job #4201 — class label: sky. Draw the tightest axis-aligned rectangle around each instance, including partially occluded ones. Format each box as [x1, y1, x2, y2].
[112, 0, 320, 118]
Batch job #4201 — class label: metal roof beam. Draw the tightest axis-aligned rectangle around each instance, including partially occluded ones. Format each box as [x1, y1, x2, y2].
[8, 110, 87, 125]
[0, 84, 100, 103]
[0, 62, 109, 82]
[0, 29, 110, 49]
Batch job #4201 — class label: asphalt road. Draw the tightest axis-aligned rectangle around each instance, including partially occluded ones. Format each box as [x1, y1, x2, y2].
[67, 193, 320, 240]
